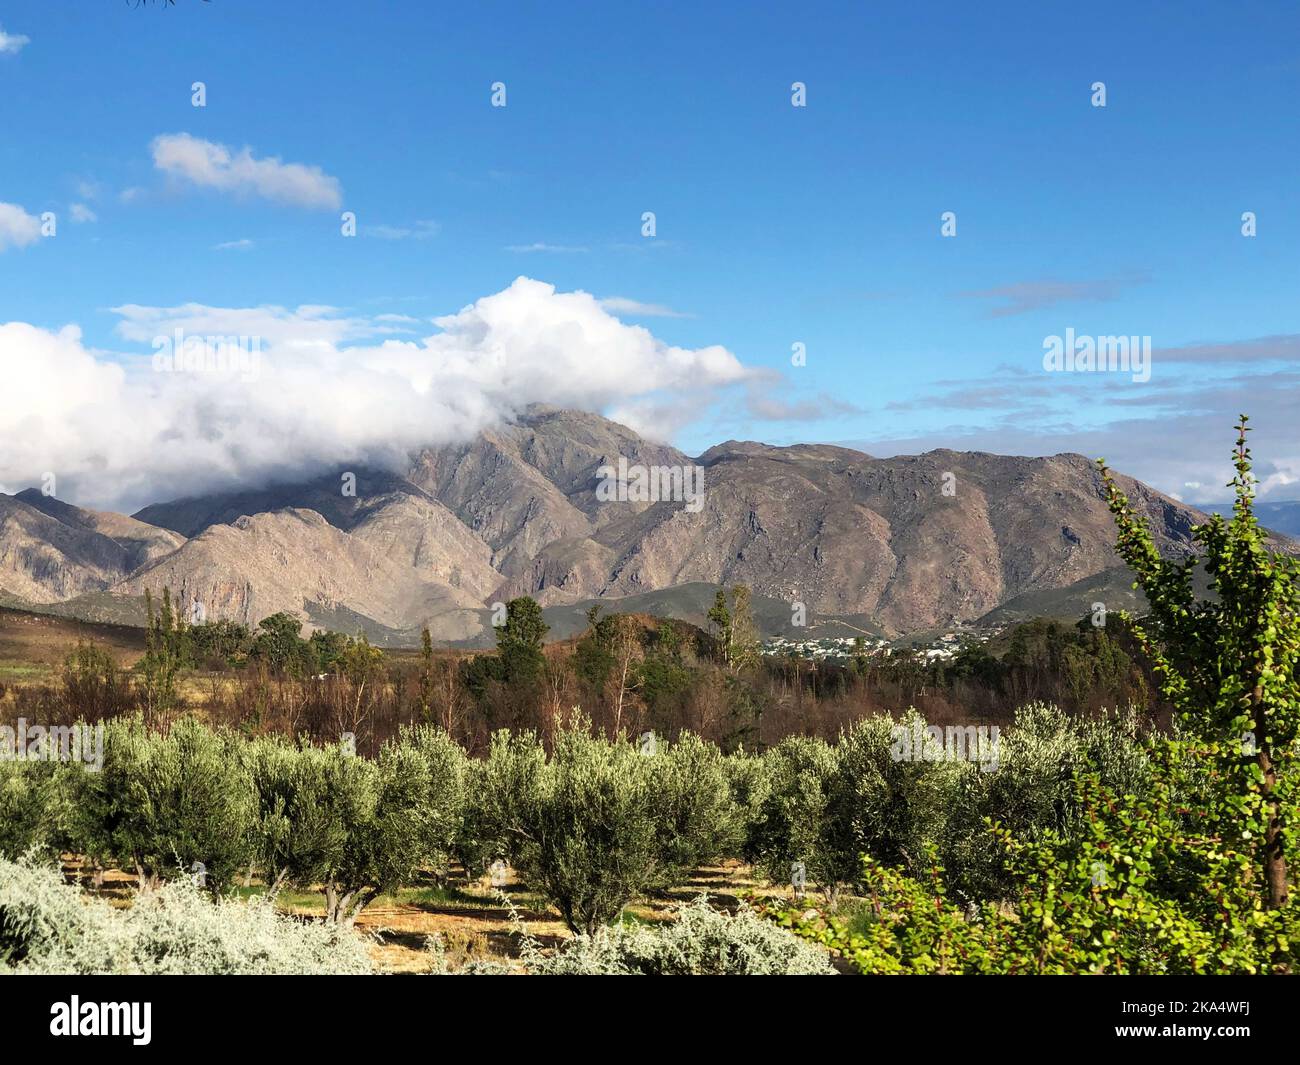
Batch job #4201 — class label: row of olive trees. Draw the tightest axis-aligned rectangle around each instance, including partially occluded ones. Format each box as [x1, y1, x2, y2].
[0, 715, 738, 932]
[733, 702, 1150, 905]
[0, 703, 1151, 931]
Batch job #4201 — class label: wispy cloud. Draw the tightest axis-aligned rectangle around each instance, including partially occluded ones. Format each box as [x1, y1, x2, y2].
[366, 220, 439, 240]
[213, 238, 254, 251]
[506, 242, 589, 254]
[69, 203, 97, 224]
[599, 296, 693, 319]
[743, 387, 863, 421]
[0, 26, 29, 55]
[1156, 334, 1300, 364]
[961, 275, 1149, 317]
[0, 203, 42, 251]
[151, 132, 342, 210]
[849, 343, 1300, 505]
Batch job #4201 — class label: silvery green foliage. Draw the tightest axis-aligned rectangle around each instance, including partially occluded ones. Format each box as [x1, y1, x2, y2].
[649, 732, 741, 873]
[67, 716, 257, 889]
[939, 702, 1151, 902]
[514, 724, 662, 934]
[747, 714, 962, 901]
[0, 852, 122, 969]
[823, 711, 959, 882]
[526, 897, 835, 975]
[0, 759, 65, 859]
[397, 724, 469, 875]
[313, 740, 424, 924]
[454, 729, 546, 878]
[746, 734, 838, 892]
[461, 726, 743, 931]
[0, 854, 373, 974]
[246, 730, 458, 924]
[724, 749, 772, 863]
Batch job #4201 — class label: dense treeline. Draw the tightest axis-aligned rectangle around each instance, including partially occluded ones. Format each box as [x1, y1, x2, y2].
[2, 586, 1163, 759]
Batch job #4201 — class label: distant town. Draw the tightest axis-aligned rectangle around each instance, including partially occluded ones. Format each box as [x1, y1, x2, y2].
[760, 627, 1001, 663]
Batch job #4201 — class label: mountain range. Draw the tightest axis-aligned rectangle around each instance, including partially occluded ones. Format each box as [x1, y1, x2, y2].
[0, 406, 1277, 646]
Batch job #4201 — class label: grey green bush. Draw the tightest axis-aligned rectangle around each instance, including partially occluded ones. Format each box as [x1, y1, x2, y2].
[0, 854, 373, 974]
[522, 896, 835, 975]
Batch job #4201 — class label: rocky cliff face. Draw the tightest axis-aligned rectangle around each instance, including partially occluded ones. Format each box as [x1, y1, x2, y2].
[0, 407, 1233, 640]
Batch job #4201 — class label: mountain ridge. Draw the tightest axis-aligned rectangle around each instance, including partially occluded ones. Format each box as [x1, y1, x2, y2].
[0, 407, 1275, 643]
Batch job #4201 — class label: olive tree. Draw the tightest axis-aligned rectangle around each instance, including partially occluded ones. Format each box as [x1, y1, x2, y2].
[69, 717, 256, 891]
[649, 731, 741, 874]
[275, 739, 432, 925]
[454, 728, 546, 878]
[512, 724, 662, 934]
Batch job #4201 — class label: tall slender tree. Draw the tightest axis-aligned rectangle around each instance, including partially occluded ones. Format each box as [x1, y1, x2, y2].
[1098, 415, 1298, 907]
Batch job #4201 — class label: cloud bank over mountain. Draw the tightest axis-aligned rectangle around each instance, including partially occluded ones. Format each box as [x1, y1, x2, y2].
[0, 277, 758, 511]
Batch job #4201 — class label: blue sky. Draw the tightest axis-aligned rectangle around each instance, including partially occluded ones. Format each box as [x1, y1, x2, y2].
[1, 0, 1298, 508]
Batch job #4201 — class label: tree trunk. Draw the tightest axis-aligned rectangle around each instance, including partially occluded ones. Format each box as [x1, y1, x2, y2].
[1252, 683, 1288, 909]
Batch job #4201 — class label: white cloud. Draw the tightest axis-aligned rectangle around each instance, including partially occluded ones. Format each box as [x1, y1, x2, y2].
[506, 242, 589, 254]
[0, 203, 41, 251]
[213, 238, 254, 251]
[69, 203, 97, 224]
[600, 296, 692, 319]
[0, 27, 29, 55]
[367, 220, 439, 240]
[0, 278, 760, 511]
[151, 133, 342, 209]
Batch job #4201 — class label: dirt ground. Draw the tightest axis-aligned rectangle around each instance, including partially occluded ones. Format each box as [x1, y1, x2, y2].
[59, 856, 780, 973]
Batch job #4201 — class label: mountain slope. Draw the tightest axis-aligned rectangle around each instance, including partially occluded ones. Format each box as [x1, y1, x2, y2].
[112, 508, 488, 641]
[0, 494, 180, 602]
[1, 407, 1257, 641]
[15, 488, 185, 570]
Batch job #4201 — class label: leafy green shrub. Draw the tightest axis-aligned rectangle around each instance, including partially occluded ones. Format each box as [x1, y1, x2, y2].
[1100, 416, 1300, 909]
[0, 854, 372, 974]
[759, 740, 1297, 974]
